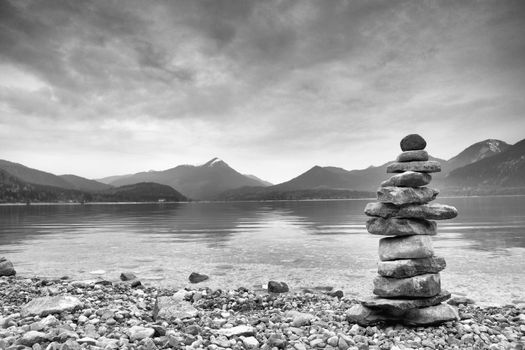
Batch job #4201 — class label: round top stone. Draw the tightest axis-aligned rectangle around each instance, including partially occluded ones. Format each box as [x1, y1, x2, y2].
[400, 134, 427, 151]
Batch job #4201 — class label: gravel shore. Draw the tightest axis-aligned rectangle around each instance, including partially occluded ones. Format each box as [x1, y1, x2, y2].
[1, 276, 524, 350]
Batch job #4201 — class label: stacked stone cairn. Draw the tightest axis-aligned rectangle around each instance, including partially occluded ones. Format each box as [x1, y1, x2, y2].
[348, 134, 460, 326]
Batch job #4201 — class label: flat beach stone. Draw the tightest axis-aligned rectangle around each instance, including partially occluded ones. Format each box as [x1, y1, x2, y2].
[363, 290, 451, 314]
[21, 295, 83, 317]
[373, 273, 441, 298]
[380, 171, 432, 187]
[365, 202, 458, 220]
[387, 161, 441, 173]
[396, 150, 429, 162]
[366, 217, 436, 236]
[400, 134, 427, 151]
[403, 303, 459, 326]
[377, 187, 439, 205]
[377, 256, 446, 278]
[346, 304, 398, 326]
[379, 235, 434, 261]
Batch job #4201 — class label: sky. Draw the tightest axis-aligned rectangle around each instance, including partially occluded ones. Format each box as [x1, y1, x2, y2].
[1, 0, 524, 184]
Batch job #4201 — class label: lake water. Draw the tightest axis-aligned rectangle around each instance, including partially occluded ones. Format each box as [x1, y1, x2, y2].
[1, 196, 524, 305]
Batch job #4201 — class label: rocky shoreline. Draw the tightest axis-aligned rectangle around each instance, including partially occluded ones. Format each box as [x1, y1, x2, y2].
[1, 275, 524, 350]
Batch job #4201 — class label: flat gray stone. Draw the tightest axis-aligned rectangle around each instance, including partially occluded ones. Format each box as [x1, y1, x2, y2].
[387, 161, 441, 173]
[379, 235, 434, 261]
[396, 150, 429, 162]
[377, 187, 439, 205]
[362, 290, 451, 314]
[400, 134, 427, 151]
[153, 294, 198, 321]
[373, 273, 441, 298]
[366, 217, 436, 236]
[346, 304, 398, 326]
[403, 303, 459, 325]
[365, 202, 458, 220]
[16, 331, 48, 346]
[380, 171, 432, 187]
[377, 256, 446, 278]
[21, 296, 83, 317]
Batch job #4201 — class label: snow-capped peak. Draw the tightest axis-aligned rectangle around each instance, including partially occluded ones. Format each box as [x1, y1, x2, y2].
[202, 157, 227, 167]
[487, 139, 502, 153]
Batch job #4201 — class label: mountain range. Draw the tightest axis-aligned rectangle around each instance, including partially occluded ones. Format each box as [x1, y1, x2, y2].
[0, 138, 524, 203]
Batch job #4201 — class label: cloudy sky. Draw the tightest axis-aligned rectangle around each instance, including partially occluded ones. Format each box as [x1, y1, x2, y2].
[1, 0, 524, 183]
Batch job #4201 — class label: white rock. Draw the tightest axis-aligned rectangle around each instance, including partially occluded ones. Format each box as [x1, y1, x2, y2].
[241, 336, 259, 349]
[216, 325, 255, 338]
[129, 326, 155, 341]
[21, 296, 83, 317]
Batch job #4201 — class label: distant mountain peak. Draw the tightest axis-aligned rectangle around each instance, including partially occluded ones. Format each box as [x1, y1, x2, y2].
[202, 157, 228, 167]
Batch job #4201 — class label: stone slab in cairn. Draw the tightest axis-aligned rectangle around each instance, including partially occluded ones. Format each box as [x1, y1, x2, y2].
[347, 134, 460, 326]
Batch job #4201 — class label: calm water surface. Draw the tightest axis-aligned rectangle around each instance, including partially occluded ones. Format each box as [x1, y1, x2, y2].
[1, 197, 524, 304]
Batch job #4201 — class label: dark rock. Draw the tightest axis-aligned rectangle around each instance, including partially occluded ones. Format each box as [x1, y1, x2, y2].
[120, 272, 137, 281]
[397, 150, 429, 162]
[379, 235, 434, 261]
[377, 256, 446, 278]
[365, 202, 457, 220]
[403, 303, 459, 325]
[366, 217, 436, 236]
[400, 134, 427, 151]
[185, 325, 201, 336]
[363, 290, 451, 314]
[130, 279, 142, 288]
[381, 171, 432, 187]
[0, 257, 16, 276]
[377, 186, 439, 205]
[21, 296, 83, 317]
[373, 273, 441, 298]
[328, 290, 344, 299]
[346, 304, 398, 326]
[189, 272, 209, 283]
[151, 325, 166, 337]
[387, 161, 441, 173]
[268, 281, 289, 293]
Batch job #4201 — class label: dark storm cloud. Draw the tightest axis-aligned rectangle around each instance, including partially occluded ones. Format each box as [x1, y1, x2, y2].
[1, 0, 525, 181]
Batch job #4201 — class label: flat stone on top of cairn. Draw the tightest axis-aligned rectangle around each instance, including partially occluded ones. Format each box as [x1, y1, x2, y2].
[347, 134, 459, 326]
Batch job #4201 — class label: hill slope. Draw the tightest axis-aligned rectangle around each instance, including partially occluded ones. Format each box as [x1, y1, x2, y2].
[0, 159, 74, 189]
[443, 139, 509, 174]
[59, 174, 113, 192]
[105, 158, 269, 200]
[446, 138, 525, 188]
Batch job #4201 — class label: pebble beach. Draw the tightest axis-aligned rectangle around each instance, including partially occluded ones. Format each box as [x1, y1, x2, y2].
[1, 275, 524, 350]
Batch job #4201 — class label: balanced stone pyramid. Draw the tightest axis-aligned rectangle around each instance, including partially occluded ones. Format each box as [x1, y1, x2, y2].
[348, 134, 460, 326]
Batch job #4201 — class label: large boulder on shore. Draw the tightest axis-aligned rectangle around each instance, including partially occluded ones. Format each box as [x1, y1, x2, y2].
[404, 303, 459, 325]
[377, 256, 446, 278]
[366, 217, 436, 236]
[363, 290, 451, 314]
[365, 202, 458, 220]
[189, 272, 209, 283]
[373, 273, 441, 298]
[346, 304, 398, 326]
[377, 187, 439, 206]
[21, 295, 83, 317]
[379, 235, 434, 261]
[0, 257, 16, 276]
[153, 291, 198, 321]
[381, 171, 432, 187]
